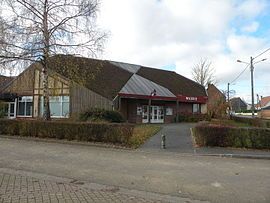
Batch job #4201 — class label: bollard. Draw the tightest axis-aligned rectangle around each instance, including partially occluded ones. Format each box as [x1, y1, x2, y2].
[161, 134, 166, 149]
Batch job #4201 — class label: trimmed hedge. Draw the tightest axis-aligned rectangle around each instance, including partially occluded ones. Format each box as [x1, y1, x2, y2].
[193, 122, 270, 149]
[231, 116, 270, 128]
[0, 119, 134, 145]
[175, 113, 210, 123]
[80, 108, 124, 123]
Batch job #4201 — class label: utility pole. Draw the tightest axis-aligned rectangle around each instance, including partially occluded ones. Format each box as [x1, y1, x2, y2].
[250, 56, 255, 118]
[227, 83, 230, 102]
[227, 83, 230, 116]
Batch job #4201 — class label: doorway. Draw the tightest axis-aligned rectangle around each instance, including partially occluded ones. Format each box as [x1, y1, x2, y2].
[142, 105, 164, 123]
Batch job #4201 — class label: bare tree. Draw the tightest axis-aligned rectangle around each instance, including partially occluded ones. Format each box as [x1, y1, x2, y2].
[0, 0, 107, 120]
[192, 58, 216, 88]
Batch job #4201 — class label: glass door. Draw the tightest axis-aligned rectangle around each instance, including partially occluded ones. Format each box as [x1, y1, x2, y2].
[151, 106, 164, 123]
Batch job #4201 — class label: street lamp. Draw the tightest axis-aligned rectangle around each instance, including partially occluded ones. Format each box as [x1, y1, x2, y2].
[237, 57, 267, 118]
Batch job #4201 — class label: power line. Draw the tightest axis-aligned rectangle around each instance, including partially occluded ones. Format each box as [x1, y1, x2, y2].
[254, 47, 270, 60]
[230, 63, 249, 84]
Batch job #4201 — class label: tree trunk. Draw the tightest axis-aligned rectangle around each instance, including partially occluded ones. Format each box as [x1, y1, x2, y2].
[42, 0, 51, 120]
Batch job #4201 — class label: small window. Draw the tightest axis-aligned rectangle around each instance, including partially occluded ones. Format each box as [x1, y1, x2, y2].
[166, 107, 173, 116]
[193, 104, 200, 113]
[137, 106, 142, 115]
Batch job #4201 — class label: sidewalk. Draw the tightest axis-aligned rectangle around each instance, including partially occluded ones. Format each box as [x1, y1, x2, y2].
[0, 168, 207, 203]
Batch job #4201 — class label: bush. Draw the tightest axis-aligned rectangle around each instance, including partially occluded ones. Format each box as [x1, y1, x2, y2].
[80, 108, 124, 123]
[0, 119, 134, 145]
[175, 113, 210, 123]
[192, 122, 270, 149]
[231, 116, 270, 128]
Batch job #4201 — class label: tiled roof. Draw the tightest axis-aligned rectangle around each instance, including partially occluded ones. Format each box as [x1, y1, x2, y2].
[137, 66, 206, 97]
[0, 75, 15, 92]
[260, 96, 270, 107]
[25, 55, 207, 100]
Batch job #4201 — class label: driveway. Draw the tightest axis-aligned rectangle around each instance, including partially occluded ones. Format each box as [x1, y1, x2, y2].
[140, 123, 195, 153]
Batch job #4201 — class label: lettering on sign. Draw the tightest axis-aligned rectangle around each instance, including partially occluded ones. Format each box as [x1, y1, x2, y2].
[185, 97, 197, 101]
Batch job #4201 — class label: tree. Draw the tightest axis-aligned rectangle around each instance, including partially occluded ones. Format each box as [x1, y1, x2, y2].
[0, 0, 107, 120]
[192, 58, 216, 88]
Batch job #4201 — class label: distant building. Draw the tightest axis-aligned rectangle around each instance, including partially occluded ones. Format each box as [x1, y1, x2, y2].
[258, 96, 270, 119]
[230, 97, 247, 112]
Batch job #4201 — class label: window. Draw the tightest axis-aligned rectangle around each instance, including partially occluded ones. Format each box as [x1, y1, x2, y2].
[18, 96, 33, 117]
[192, 104, 200, 113]
[40, 96, 69, 118]
[166, 107, 173, 116]
[137, 106, 142, 115]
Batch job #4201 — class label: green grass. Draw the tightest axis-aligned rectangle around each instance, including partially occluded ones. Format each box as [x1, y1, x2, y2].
[128, 124, 161, 148]
[210, 119, 251, 127]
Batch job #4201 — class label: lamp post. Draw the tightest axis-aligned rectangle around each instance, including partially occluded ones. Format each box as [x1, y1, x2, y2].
[148, 89, 156, 123]
[237, 58, 267, 118]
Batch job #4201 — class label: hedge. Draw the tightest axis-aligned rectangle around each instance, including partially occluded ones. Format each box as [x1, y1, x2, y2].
[192, 123, 270, 149]
[231, 116, 270, 128]
[175, 113, 210, 123]
[0, 119, 134, 145]
[80, 108, 124, 123]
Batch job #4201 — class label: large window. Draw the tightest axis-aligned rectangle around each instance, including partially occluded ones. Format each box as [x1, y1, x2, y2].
[18, 96, 33, 117]
[40, 96, 69, 118]
[192, 104, 201, 114]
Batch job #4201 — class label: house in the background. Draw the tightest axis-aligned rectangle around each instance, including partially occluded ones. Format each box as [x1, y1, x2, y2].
[258, 96, 270, 119]
[206, 84, 227, 118]
[230, 97, 247, 112]
[0, 55, 208, 123]
[259, 96, 270, 109]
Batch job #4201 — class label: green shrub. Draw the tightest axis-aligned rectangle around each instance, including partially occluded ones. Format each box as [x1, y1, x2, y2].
[175, 113, 210, 123]
[80, 108, 124, 123]
[0, 119, 134, 145]
[192, 122, 270, 149]
[231, 116, 270, 128]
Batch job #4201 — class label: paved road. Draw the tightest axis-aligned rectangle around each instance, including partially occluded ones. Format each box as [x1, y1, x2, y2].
[0, 137, 269, 203]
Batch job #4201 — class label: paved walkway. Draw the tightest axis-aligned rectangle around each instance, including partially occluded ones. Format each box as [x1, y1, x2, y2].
[0, 169, 199, 203]
[141, 123, 195, 153]
[140, 123, 270, 158]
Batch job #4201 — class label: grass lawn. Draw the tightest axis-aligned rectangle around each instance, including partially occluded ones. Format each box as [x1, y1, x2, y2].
[128, 124, 161, 148]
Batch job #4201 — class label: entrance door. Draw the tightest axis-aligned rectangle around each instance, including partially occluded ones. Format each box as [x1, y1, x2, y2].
[142, 105, 164, 123]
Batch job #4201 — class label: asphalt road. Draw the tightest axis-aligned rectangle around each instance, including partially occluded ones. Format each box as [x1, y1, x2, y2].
[0, 137, 269, 203]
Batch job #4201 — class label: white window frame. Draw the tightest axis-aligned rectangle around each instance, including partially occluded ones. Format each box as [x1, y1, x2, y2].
[192, 103, 201, 114]
[17, 96, 33, 117]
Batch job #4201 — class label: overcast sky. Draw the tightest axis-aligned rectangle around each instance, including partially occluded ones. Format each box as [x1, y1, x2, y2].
[97, 0, 270, 103]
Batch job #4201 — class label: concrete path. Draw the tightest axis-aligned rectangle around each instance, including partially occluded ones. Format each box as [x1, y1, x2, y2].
[0, 137, 269, 203]
[140, 123, 270, 159]
[141, 123, 195, 153]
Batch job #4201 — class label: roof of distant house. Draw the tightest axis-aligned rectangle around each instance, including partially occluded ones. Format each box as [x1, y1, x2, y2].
[260, 96, 270, 107]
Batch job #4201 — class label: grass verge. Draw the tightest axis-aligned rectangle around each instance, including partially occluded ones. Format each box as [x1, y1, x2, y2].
[128, 124, 161, 148]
